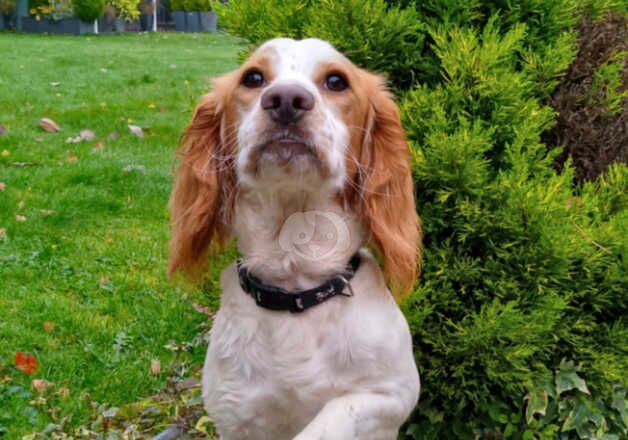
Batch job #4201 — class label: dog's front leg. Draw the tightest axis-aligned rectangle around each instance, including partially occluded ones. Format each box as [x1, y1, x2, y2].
[293, 392, 412, 440]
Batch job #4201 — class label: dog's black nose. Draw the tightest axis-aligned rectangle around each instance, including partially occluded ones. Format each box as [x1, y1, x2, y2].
[261, 84, 314, 125]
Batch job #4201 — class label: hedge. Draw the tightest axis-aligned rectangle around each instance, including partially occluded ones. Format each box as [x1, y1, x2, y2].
[212, 1, 628, 438]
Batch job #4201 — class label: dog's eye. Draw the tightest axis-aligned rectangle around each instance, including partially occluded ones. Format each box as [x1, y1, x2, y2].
[325, 73, 348, 92]
[242, 70, 265, 88]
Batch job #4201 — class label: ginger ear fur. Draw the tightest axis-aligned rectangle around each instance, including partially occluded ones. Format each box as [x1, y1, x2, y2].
[354, 75, 422, 298]
[168, 88, 237, 281]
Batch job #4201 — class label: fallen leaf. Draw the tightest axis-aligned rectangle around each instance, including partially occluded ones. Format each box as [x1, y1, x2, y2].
[176, 377, 200, 391]
[0, 182, 5, 191]
[17, 201, 24, 210]
[128, 125, 144, 139]
[1, 149, 9, 156]
[192, 303, 215, 319]
[31, 379, 53, 394]
[0, 125, 6, 135]
[39, 118, 60, 132]
[40, 209, 56, 216]
[80, 129, 95, 141]
[15, 352, 39, 375]
[0, 228, 6, 239]
[99, 276, 109, 285]
[100, 68, 108, 74]
[106, 131, 119, 141]
[57, 387, 69, 398]
[159, 107, 167, 113]
[150, 359, 161, 376]
[49, 82, 61, 87]
[43, 321, 55, 332]
[100, 102, 107, 108]
[94, 140, 104, 150]
[148, 103, 156, 109]
[68, 154, 78, 163]
[15, 215, 26, 222]
[35, 136, 44, 142]
[169, 64, 177, 69]
[65, 136, 82, 144]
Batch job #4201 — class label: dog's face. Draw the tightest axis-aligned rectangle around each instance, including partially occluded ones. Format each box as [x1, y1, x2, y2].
[234, 38, 363, 190]
[169, 38, 421, 296]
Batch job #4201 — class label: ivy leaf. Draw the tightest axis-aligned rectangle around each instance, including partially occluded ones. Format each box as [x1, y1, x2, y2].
[525, 388, 548, 424]
[611, 385, 627, 427]
[556, 359, 590, 395]
[562, 395, 597, 433]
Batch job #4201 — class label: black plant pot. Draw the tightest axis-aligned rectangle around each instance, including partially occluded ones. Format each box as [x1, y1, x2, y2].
[198, 11, 216, 32]
[139, 13, 153, 31]
[22, 17, 96, 34]
[185, 11, 200, 32]
[172, 10, 185, 31]
[113, 18, 126, 32]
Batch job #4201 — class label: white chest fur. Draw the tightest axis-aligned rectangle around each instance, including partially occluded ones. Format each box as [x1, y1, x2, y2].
[202, 253, 420, 440]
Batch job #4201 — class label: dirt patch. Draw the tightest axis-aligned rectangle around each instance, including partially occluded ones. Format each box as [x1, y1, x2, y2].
[543, 14, 627, 182]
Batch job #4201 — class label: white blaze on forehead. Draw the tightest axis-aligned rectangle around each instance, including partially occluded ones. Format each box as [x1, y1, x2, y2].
[256, 38, 346, 83]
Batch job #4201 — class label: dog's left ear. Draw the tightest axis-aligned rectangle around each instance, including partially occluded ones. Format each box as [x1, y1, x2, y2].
[356, 76, 422, 298]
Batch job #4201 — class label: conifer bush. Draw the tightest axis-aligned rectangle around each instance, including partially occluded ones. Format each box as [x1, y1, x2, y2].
[215, 1, 627, 438]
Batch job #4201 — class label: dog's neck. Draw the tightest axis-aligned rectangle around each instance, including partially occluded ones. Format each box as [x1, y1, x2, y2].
[233, 184, 365, 291]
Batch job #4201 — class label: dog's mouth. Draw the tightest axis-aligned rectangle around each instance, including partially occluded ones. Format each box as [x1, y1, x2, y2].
[256, 131, 319, 167]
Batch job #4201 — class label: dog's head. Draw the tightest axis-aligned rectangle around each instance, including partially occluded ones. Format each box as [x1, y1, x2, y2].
[169, 38, 421, 296]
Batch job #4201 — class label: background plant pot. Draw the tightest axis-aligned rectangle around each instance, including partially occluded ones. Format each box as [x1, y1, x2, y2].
[185, 11, 200, 32]
[113, 17, 126, 32]
[198, 11, 216, 32]
[22, 16, 97, 34]
[172, 10, 185, 31]
[139, 13, 153, 31]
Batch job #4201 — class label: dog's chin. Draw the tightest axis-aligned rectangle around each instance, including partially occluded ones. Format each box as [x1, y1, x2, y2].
[257, 139, 321, 175]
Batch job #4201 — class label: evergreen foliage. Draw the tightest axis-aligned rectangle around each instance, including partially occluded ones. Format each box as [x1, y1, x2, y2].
[215, 1, 627, 438]
[72, 0, 104, 21]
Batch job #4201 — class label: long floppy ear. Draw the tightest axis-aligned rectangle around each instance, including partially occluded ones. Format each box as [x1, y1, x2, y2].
[358, 77, 422, 298]
[168, 91, 236, 279]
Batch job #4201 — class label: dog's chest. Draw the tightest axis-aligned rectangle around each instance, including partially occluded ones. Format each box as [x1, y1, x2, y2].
[203, 294, 365, 438]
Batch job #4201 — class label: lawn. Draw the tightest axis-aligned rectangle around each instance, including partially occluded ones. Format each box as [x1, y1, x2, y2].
[0, 32, 242, 438]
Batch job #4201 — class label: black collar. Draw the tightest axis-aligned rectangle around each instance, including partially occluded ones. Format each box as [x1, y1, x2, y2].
[237, 255, 361, 313]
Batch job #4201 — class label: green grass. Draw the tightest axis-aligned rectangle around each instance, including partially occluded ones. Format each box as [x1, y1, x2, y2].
[0, 32, 243, 438]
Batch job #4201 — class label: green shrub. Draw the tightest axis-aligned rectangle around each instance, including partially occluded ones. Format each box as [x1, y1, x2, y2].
[216, 1, 628, 438]
[170, 0, 183, 11]
[72, 0, 104, 21]
[399, 16, 627, 437]
[183, 0, 211, 11]
[212, 0, 310, 44]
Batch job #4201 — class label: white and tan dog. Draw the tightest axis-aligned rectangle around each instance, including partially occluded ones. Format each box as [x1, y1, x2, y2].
[169, 38, 421, 440]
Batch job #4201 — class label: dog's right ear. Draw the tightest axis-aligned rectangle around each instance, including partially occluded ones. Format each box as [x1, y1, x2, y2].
[168, 91, 236, 280]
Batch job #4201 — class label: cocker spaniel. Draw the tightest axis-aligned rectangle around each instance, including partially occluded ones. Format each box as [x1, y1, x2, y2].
[169, 38, 422, 440]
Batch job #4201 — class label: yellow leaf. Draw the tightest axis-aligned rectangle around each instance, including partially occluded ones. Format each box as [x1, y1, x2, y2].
[1, 149, 9, 157]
